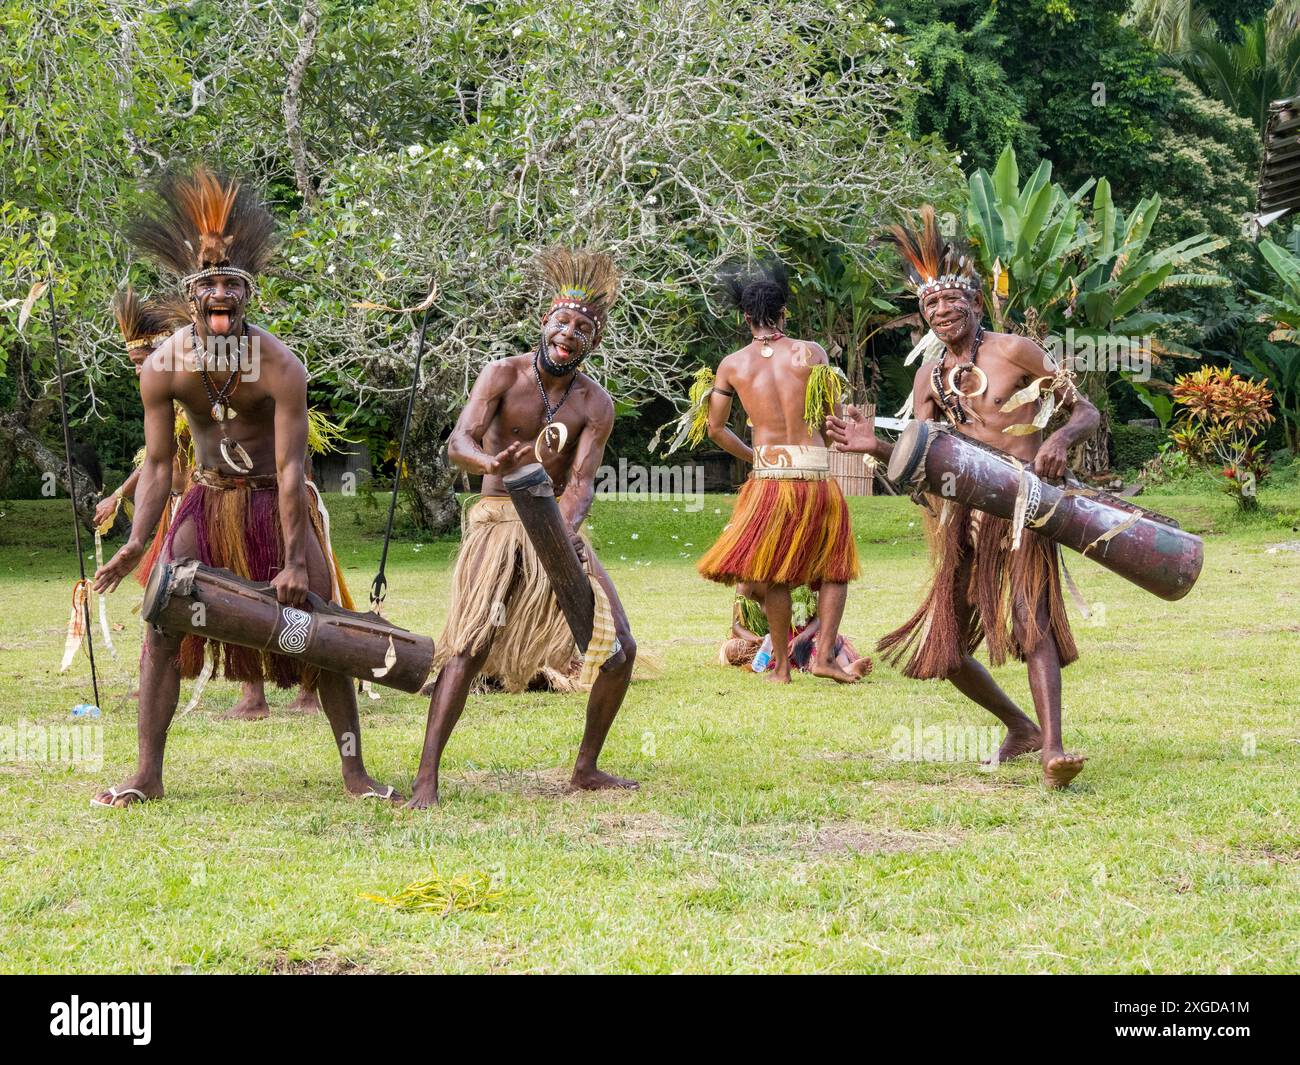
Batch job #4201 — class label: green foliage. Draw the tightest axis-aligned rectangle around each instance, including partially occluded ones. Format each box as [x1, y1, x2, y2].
[1111, 421, 1167, 471]
[880, 1, 1176, 192]
[964, 143, 1228, 341]
[1180, 14, 1300, 131]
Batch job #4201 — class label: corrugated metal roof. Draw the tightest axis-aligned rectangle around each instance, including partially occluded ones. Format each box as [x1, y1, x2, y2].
[1259, 96, 1300, 222]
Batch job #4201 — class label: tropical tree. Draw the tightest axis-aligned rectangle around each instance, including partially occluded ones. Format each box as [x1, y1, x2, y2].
[1125, 1, 1272, 53]
[1180, 15, 1300, 131]
[963, 143, 1229, 472]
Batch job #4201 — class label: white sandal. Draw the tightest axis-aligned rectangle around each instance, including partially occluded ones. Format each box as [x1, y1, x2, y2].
[359, 785, 396, 801]
[90, 786, 149, 808]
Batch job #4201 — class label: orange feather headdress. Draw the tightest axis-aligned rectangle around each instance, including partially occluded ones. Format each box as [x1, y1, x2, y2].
[129, 167, 277, 299]
[888, 206, 980, 301]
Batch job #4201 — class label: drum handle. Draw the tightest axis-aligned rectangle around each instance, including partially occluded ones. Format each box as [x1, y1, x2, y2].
[252, 585, 331, 613]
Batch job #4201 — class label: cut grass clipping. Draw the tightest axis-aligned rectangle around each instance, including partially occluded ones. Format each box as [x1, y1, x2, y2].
[360, 867, 505, 916]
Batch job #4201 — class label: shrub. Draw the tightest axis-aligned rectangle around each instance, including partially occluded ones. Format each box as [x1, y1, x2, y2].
[1111, 423, 1167, 474]
[1170, 367, 1275, 509]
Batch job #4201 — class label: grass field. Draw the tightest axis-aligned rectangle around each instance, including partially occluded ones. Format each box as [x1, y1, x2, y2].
[1, 483, 1299, 973]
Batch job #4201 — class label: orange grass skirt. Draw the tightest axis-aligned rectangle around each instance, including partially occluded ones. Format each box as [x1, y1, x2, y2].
[697, 475, 859, 589]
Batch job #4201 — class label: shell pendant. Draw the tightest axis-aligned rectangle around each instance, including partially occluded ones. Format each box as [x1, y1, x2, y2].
[760, 342, 774, 359]
[220, 437, 254, 475]
[211, 403, 237, 422]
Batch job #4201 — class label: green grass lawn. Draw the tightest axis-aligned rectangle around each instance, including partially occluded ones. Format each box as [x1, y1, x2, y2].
[1, 484, 1298, 973]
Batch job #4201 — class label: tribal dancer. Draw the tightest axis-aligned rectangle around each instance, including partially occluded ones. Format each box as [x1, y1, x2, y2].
[408, 248, 637, 808]
[695, 261, 860, 683]
[826, 207, 1099, 788]
[98, 292, 352, 719]
[91, 167, 396, 806]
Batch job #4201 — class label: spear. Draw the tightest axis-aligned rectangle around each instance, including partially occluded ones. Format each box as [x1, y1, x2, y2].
[365, 281, 438, 614]
[45, 251, 102, 711]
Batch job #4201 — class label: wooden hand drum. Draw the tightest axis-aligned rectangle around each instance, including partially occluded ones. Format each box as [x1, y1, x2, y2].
[886, 420, 1204, 601]
[142, 557, 435, 692]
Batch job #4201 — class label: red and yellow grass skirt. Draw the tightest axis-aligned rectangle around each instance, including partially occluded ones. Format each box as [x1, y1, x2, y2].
[697, 454, 859, 589]
[160, 468, 337, 688]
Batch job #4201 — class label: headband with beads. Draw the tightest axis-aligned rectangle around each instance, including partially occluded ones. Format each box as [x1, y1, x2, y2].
[546, 294, 605, 332]
[916, 273, 980, 299]
[181, 265, 258, 302]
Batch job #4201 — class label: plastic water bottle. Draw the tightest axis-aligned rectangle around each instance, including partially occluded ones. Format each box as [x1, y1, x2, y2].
[751, 634, 773, 672]
[70, 704, 101, 718]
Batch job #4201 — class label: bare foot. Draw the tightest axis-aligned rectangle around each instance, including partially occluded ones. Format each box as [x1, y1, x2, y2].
[418, 677, 436, 698]
[283, 688, 321, 714]
[983, 725, 1043, 765]
[222, 691, 270, 721]
[91, 775, 162, 809]
[404, 778, 439, 809]
[810, 659, 859, 685]
[764, 665, 792, 684]
[848, 656, 873, 679]
[343, 771, 403, 803]
[569, 767, 639, 792]
[1043, 751, 1086, 789]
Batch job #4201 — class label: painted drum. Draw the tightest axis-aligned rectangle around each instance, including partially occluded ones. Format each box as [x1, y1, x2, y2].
[142, 557, 434, 692]
[886, 420, 1204, 601]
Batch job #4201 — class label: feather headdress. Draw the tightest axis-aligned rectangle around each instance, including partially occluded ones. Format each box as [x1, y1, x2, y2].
[888, 206, 980, 301]
[537, 247, 620, 333]
[112, 287, 190, 351]
[129, 167, 277, 298]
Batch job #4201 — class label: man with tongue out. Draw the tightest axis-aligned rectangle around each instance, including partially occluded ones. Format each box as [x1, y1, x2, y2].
[90, 168, 398, 808]
[406, 248, 638, 808]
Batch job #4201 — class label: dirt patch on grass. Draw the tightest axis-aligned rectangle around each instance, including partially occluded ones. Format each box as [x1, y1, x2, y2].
[268, 953, 380, 975]
[1220, 623, 1300, 638]
[1229, 842, 1300, 866]
[867, 772, 1027, 795]
[454, 766, 572, 798]
[592, 811, 683, 845]
[801, 824, 964, 857]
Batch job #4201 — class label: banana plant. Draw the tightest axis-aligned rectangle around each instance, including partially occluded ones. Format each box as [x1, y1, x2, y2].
[963, 143, 1229, 473]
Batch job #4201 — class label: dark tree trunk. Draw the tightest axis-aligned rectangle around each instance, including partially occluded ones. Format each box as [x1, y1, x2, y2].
[401, 412, 459, 536]
[0, 409, 102, 530]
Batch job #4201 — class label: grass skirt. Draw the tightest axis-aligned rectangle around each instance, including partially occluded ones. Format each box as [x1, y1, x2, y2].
[161, 472, 334, 689]
[435, 497, 589, 693]
[135, 494, 181, 588]
[877, 497, 1078, 680]
[697, 475, 859, 588]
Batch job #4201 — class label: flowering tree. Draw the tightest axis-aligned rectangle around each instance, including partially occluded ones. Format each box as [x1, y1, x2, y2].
[2, 0, 952, 531]
[278, 1, 952, 528]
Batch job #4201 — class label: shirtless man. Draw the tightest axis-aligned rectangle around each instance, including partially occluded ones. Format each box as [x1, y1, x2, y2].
[91, 168, 396, 806]
[696, 261, 860, 683]
[97, 288, 324, 720]
[827, 207, 1098, 788]
[407, 248, 637, 808]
